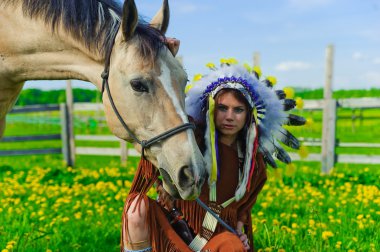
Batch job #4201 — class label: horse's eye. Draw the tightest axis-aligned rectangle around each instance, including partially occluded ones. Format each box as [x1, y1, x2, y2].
[130, 79, 149, 93]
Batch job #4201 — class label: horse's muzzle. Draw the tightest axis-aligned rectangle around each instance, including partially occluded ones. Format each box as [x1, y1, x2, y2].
[159, 165, 204, 200]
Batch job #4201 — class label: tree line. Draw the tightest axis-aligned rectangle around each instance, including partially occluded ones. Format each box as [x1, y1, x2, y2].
[15, 87, 380, 106]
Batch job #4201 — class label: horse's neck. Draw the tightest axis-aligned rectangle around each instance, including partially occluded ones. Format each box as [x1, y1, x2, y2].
[0, 6, 104, 89]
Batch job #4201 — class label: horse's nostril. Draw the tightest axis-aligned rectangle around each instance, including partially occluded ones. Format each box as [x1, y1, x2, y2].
[178, 166, 194, 188]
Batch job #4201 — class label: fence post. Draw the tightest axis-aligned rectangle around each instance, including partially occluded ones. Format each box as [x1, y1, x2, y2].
[253, 52, 260, 66]
[120, 139, 128, 166]
[60, 103, 74, 166]
[65, 80, 75, 166]
[321, 45, 336, 174]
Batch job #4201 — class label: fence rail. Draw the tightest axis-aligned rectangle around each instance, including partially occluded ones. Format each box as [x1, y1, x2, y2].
[0, 104, 67, 159]
[297, 96, 380, 169]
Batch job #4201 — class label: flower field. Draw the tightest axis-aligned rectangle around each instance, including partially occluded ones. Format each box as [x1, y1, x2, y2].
[1, 155, 379, 252]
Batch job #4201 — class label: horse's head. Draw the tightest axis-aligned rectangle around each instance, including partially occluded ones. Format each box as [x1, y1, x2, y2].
[102, 0, 206, 200]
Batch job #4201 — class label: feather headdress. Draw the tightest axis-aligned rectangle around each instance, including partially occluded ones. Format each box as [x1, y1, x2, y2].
[185, 60, 305, 200]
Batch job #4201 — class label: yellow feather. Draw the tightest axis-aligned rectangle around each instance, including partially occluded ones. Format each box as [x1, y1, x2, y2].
[283, 87, 295, 99]
[184, 84, 193, 94]
[266, 76, 277, 86]
[227, 58, 238, 65]
[193, 74, 202, 82]
[243, 63, 252, 72]
[206, 62, 216, 69]
[253, 66, 262, 78]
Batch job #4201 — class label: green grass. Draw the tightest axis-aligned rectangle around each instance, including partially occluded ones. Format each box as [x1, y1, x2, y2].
[0, 157, 379, 251]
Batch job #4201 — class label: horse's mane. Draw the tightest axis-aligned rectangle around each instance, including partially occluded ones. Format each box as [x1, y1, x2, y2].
[4, 0, 165, 59]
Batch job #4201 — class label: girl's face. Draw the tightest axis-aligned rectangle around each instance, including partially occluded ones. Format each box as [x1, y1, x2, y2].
[215, 91, 248, 142]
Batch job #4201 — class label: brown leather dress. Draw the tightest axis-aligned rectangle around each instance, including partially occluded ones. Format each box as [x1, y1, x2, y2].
[121, 142, 267, 252]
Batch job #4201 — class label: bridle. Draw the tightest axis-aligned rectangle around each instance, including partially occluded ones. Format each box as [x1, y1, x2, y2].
[100, 21, 237, 239]
[100, 23, 195, 156]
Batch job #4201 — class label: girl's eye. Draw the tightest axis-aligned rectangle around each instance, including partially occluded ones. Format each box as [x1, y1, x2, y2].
[234, 108, 245, 113]
[217, 105, 228, 111]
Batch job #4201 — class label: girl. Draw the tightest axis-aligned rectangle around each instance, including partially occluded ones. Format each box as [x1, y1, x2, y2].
[122, 61, 304, 252]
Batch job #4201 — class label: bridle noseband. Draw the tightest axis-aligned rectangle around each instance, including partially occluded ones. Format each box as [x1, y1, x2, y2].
[100, 24, 195, 156]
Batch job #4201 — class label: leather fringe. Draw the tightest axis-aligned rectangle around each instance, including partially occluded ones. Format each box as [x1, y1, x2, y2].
[121, 159, 191, 252]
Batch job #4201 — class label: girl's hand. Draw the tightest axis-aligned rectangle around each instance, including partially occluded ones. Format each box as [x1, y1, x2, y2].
[236, 221, 250, 251]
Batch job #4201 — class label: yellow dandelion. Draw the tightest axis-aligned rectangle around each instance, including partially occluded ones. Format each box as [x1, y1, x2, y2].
[278, 249, 286, 252]
[298, 145, 309, 159]
[309, 219, 315, 227]
[357, 214, 364, 220]
[260, 202, 268, 208]
[283, 87, 295, 99]
[295, 97, 304, 109]
[352, 237, 358, 242]
[5, 245, 13, 250]
[291, 223, 298, 228]
[285, 163, 296, 177]
[258, 211, 264, 216]
[321, 231, 334, 240]
[74, 212, 82, 219]
[272, 219, 280, 226]
[2, 249, 9, 252]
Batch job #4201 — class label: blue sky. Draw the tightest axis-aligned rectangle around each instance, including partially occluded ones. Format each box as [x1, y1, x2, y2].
[26, 0, 380, 90]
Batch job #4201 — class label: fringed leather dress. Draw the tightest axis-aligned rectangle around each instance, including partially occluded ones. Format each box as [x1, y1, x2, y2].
[121, 142, 267, 252]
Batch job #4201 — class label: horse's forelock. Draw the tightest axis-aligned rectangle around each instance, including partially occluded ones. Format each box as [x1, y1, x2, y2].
[133, 24, 166, 63]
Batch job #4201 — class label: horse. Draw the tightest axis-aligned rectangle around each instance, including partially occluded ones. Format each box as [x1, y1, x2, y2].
[0, 0, 206, 200]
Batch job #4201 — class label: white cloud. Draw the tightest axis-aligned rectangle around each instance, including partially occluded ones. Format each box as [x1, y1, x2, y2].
[275, 61, 311, 72]
[373, 57, 380, 64]
[352, 52, 365, 60]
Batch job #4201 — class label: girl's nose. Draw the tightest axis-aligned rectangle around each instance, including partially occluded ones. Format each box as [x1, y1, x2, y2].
[226, 109, 234, 120]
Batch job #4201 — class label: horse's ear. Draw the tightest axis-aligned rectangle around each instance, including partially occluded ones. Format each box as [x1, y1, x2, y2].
[122, 0, 138, 41]
[150, 0, 170, 34]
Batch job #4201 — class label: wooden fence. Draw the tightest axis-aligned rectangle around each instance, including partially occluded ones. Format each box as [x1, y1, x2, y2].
[0, 102, 134, 166]
[1, 99, 380, 170]
[289, 97, 380, 170]
[0, 104, 69, 159]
